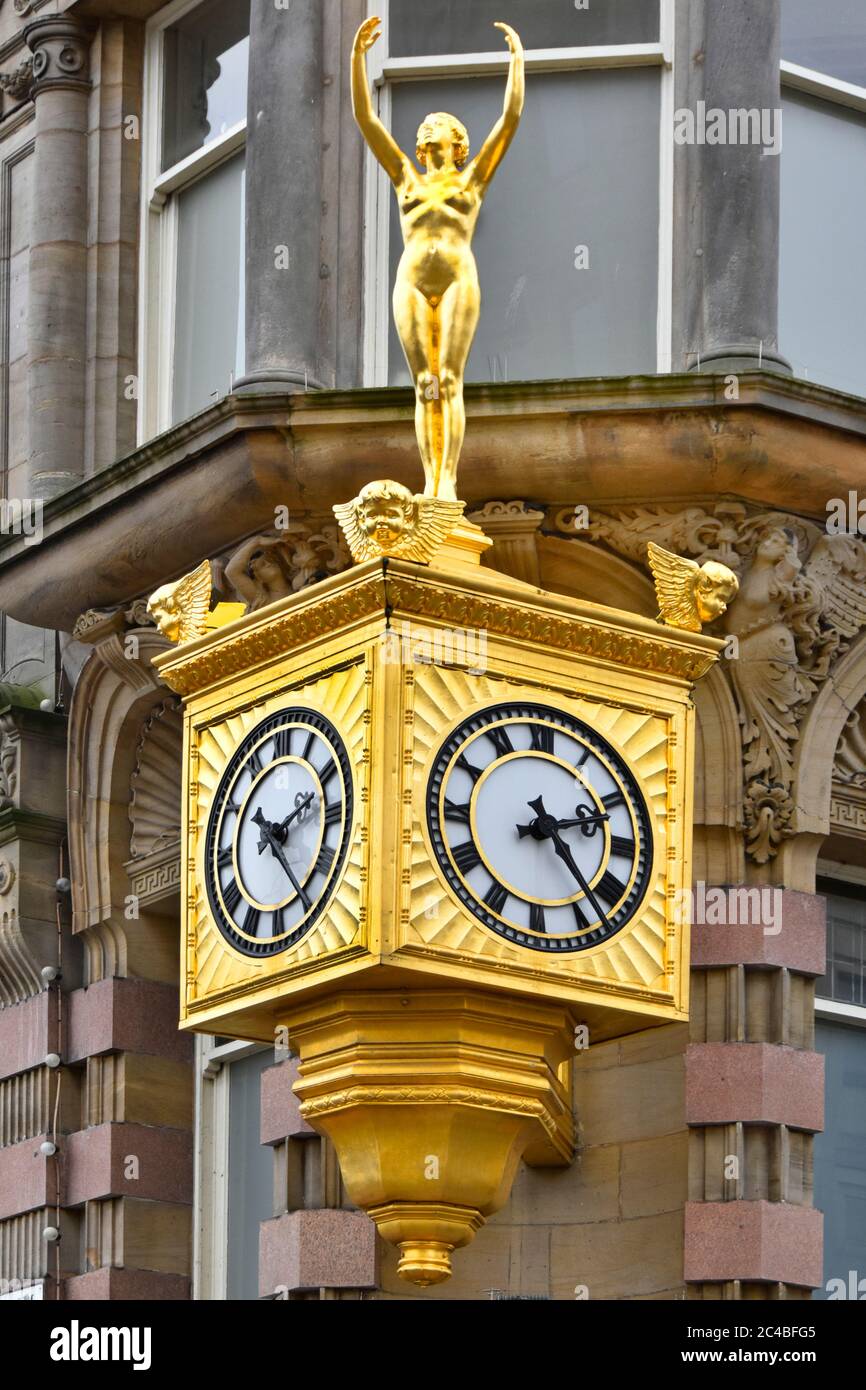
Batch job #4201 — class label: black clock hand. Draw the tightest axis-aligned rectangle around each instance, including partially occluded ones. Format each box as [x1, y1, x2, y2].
[521, 796, 610, 925]
[278, 791, 314, 835]
[251, 808, 312, 909]
[516, 808, 609, 838]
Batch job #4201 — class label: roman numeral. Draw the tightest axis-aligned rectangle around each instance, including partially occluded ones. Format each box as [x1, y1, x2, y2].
[323, 802, 342, 826]
[602, 791, 626, 810]
[456, 753, 483, 784]
[575, 745, 592, 767]
[275, 728, 291, 759]
[314, 844, 335, 876]
[487, 725, 514, 758]
[319, 760, 338, 789]
[223, 879, 242, 915]
[301, 730, 315, 761]
[572, 901, 590, 929]
[225, 799, 241, 816]
[530, 723, 554, 754]
[443, 798, 472, 824]
[610, 835, 635, 858]
[452, 840, 481, 874]
[529, 902, 546, 934]
[271, 907, 285, 936]
[217, 846, 233, 869]
[247, 746, 265, 775]
[483, 881, 508, 914]
[596, 871, 626, 904]
[242, 905, 260, 935]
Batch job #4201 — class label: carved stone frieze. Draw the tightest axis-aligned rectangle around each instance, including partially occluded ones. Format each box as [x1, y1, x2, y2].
[222, 519, 351, 613]
[0, 56, 35, 105]
[549, 503, 866, 862]
[128, 700, 183, 902]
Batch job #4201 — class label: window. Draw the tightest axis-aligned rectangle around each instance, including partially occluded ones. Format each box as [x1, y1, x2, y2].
[139, 0, 250, 439]
[194, 1037, 273, 1301]
[814, 880, 866, 1298]
[779, 5, 866, 397]
[364, 0, 674, 386]
[817, 885, 866, 1008]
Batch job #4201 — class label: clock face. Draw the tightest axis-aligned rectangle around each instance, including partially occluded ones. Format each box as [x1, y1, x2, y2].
[426, 702, 654, 953]
[204, 708, 353, 957]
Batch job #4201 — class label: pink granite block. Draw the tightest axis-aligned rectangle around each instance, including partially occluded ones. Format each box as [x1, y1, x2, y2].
[259, 1209, 377, 1295]
[684, 1200, 823, 1287]
[66, 978, 193, 1064]
[686, 1043, 824, 1131]
[0, 1134, 54, 1220]
[690, 888, 825, 975]
[64, 1268, 190, 1300]
[64, 1124, 193, 1207]
[0, 993, 61, 1080]
[261, 1059, 315, 1144]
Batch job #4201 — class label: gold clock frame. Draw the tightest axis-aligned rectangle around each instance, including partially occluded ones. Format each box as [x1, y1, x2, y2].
[155, 554, 721, 1284]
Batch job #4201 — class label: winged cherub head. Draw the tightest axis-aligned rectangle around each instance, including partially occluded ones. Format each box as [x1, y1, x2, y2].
[147, 584, 182, 642]
[357, 480, 417, 549]
[693, 561, 740, 623]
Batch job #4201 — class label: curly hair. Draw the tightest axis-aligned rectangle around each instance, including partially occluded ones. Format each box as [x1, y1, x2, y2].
[415, 112, 470, 168]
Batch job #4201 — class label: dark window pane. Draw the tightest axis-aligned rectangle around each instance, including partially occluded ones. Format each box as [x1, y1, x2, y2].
[388, 69, 659, 385]
[162, 0, 251, 171]
[227, 1050, 273, 1300]
[389, 0, 659, 57]
[818, 889, 866, 1004]
[782, 0, 866, 88]
[779, 94, 866, 398]
[813, 1022, 866, 1296]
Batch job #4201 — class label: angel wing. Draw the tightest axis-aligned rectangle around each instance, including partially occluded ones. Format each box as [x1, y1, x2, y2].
[332, 499, 372, 563]
[402, 498, 465, 562]
[172, 560, 213, 641]
[800, 535, 866, 639]
[646, 542, 701, 631]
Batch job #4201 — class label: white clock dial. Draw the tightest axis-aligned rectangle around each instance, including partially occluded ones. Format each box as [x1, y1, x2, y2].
[426, 702, 653, 953]
[205, 709, 352, 957]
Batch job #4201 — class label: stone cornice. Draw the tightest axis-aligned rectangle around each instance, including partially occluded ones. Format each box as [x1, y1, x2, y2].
[1, 372, 866, 631]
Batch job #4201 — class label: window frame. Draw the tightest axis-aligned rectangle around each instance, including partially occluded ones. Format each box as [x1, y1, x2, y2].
[816, 865, 866, 1029]
[361, 0, 675, 387]
[138, 0, 248, 443]
[193, 1034, 270, 1301]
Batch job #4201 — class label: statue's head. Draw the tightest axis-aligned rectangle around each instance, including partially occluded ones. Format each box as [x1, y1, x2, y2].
[693, 562, 739, 622]
[756, 527, 797, 565]
[357, 480, 416, 548]
[147, 584, 181, 642]
[248, 544, 289, 587]
[416, 112, 469, 169]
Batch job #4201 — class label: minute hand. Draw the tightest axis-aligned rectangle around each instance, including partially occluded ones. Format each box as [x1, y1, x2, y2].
[545, 827, 610, 926]
[261, 822, 312, 910]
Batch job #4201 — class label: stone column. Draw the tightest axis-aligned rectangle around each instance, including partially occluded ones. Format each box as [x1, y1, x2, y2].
[25, 17, 93, 500]
[235, 0, 326, 393]
[684, 889, 825, 1297]
[673, 0, 790, 375]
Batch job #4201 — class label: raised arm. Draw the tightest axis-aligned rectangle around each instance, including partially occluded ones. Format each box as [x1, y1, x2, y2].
[469, 23, 525, 190]
[351, 16, 407, 185]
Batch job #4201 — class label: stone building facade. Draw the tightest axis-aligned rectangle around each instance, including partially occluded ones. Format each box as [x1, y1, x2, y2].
[0, 0, 863, 1300]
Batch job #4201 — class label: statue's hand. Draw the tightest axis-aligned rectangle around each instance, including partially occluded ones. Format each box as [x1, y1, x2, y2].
[353, 16, 382, 56]
[494, 21, 523, 55]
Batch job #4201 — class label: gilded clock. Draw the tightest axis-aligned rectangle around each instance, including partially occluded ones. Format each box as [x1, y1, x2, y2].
[204, 706, 353, 958]
[425, 701, 653, 954]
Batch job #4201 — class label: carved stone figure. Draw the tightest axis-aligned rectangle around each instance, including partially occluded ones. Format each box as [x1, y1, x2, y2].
[224, 536, 295, 612]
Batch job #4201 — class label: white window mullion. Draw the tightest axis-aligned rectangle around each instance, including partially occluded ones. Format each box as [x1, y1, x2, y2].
[655, 0, 676, 373]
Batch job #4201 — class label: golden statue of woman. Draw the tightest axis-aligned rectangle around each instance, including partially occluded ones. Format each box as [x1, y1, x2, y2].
[352, 16, 525, 502]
